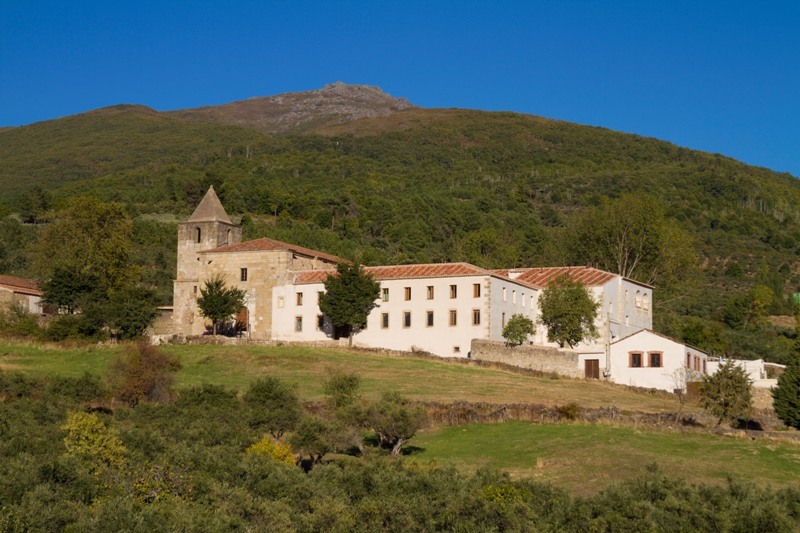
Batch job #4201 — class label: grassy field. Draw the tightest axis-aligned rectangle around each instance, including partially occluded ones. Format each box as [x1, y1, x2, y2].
[410, 421, 800, 496]
[0, 339, 689, 412]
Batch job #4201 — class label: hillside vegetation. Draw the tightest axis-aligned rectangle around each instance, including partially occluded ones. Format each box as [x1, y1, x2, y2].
[1, 89, 799, 361]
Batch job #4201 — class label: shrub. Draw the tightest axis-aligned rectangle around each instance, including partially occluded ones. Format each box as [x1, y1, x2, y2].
[700, 359, 752, 426]
[61, 411, 126, 469]
[246, 437, 296, 466]
[557, 403, 580, 421]
[502, 314, 535, 346]
[244, 377, 301, 439]
[772, 355, 800, 429]
[108, 340, 181, 407]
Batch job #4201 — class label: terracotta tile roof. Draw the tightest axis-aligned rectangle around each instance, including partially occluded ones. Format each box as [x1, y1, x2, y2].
[201, 237, 346, 264]
[493, 266, 619, 288]
[292, 262, 489, 285]
[187, 185, 233, 224]
[0, 274, 43, 296]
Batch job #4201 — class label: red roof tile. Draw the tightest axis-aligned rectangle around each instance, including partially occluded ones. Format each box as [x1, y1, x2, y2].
[201, 237, 345, 264]
[292, 263, 489, 285]
[494, 266, 619, 288]
[0, 274, 43, 296]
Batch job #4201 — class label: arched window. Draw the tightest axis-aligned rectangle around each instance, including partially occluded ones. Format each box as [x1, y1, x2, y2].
[635, 290, 642, 308]
[195, 227, 201, 243]
[643, 293, 650, 311]
[226, 229, 231, 244]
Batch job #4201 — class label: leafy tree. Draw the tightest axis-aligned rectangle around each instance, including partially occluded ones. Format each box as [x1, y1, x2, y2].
[61, 411, 126, 470]
[567, 193, 695, 288]
[16, 185, 51, 224]
[196, 274, 245, 335]
[318, 263, 380, 346]
[772, 356, 800, 429]
[700, 359, 752, 426]
[538, 275, 599, 348]
[40, 268, 99, 314]
[289, 415, 332, 466]
[365, 392, 428, 456]
[108, 339, 181, 407]
[106, 284, 159, 340]
[244, 377, 302, 439]
[502, 314, 535, 346]
[324, 370, 362, 410]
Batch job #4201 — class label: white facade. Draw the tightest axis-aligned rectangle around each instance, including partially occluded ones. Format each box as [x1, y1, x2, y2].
[582, 329, 707, 392]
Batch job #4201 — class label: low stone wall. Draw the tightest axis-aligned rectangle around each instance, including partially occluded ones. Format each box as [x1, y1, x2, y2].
[471, 339, 582, 378]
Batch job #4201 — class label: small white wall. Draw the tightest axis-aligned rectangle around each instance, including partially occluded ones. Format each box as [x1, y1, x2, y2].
[706, 358, 765, 381]
[609, 331, 702, 392]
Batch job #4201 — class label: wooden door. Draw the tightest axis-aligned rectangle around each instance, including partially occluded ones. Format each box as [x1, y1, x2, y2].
[585, 359, 600, 379]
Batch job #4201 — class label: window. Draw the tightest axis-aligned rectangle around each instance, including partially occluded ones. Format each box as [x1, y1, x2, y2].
[449, 310, 457, 326]
[226, 229, 231, 244]
[472, 309, 481, 325]
[625, 289, 629, 303]
[703, 360, 707, 374]
[403, 311, 411, 328]
[473, 283, 481, 297]
[193, 285, 197, 294]
[453, 346, 461, 354]
[381, 313, 389, 329]
[502, 312, 506, 328]
[404, 287, 411, 301]
[643, 293, 650, 311]
[277, 296, 284, 308]
[296, 292, 303, 306]
[195, 227, 201, 243]
[240, 268, 248, 282]
[635, 290, 642, 308]
[512, 290, 516, 304]
[382, 288, 389, 302]
[427, 286, 434, 300]
[426, 311, 434, 327]
[686, 353, 691, 369]
[522, 293, 526, 307]
[502, 287, 507, 302]
[629, 352, 643, 368]
[649, 352, 662, 368]
[317, 315, 325, 331]
[317, 291, 324, 304]
[450, 285, 457, 298]
[295, 316, 303, 332]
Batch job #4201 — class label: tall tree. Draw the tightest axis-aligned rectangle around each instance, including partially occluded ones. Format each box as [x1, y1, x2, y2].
[567, 193, 695, 288]
[318, 263, 380, 346]
[700, 360, 752, 426]
[196, 274, 246, 335]
[538, 275, 599, 348]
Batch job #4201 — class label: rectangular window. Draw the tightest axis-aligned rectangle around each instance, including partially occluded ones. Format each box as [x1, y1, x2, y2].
[403, 311, 411, 328]
[381, 313, 389, 329]
[512, 290, 516, 304]
[193, 285, 197, 294]
[630, 352, 643, 368]
[453, 346, 461, 354]
[450, 285, 457, 298]
[295, 316, 303, 332]
[296, 292, 303, 306]
[648, 352, 662, 368]
[502, 287, 507, 302]
[240, 268, 248, 282]
[426, 310, 434, 327]
[382, 288, 389, 302]
[473, 283, 481, 297]
[317, 315, 324, 331]
[502, 312, 506, 328]
[427, 286, 434, 300]
[686, 353, 691, 368]
[277, 296, 284, 308]
[449, 310, 457, 326]
[472, 309, 481, 325]
[522, 293, 526, 307]
[404, 287, 411, 301]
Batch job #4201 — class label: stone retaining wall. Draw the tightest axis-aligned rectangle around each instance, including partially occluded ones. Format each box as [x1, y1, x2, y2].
[471, 339, 582, 378]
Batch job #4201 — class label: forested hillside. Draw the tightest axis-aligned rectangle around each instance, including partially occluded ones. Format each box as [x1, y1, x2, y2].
[1, 93, 799, 361]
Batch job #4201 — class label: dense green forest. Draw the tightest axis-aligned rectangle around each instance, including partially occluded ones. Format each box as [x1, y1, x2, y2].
[1, 105, 799, 361]
[1, 370, 798, 532]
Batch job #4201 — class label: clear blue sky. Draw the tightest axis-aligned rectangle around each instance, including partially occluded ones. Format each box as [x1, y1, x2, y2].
[2, 1, 798, 176]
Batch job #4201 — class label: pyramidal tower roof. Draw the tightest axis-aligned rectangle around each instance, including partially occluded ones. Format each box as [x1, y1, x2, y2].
[187, 185, 233, 224]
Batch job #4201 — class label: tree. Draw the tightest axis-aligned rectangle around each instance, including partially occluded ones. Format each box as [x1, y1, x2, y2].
[699, 359, 752, 426]
[106, 284, 160, 340]
[244, 377, 302, 439]
[538, 275, 599, 348]
[567, 193, 695, 288]
[197, 274, 246, 335]
[502, 314, 535, 346]
[318, 263, 380, 346]
[365, 392, 428, 456]
[40, 268, 99, 314]
[772, 356, 800, 429]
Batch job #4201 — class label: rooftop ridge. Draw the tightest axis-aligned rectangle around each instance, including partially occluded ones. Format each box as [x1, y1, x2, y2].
[187, 185, 233, 224]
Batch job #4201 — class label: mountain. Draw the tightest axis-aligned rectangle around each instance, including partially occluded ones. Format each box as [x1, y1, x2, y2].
[166, 82, 414, 134]
[1, 84, 799, 362]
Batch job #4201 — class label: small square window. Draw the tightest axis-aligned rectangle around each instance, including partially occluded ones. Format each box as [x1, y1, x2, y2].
[404, 287, 411, 301]
[449, 310, 457, 326]
[426, 310, 434, 327]
[382, 288, 389, 302]
[472, 309, 481, 325]
[240, 268, 248, 282]
[630, 352, 643, 368]
[296, 292, 303, 306]
[473, 283, 481, 298]
[381, 313, 389, 329]
[403, 311, 411, 328]
[295, 316, 303, 332]
[453, 346, 461, 354]
[450, 285, 457, 298]
[649, 352, 662, 368]
[427, 286, 434, 300]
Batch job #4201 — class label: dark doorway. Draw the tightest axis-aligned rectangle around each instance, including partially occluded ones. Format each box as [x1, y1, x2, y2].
[235, 306, 249, 333]
[585, 359, 600, 379]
